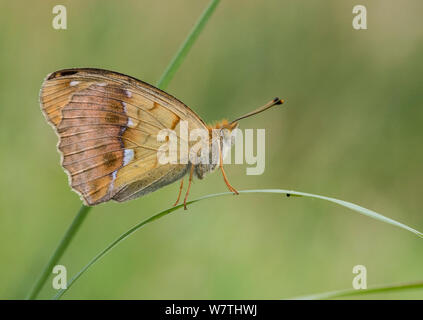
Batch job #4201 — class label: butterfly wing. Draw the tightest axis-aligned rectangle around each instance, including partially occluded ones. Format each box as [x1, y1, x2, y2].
[40, 68, 207, 205]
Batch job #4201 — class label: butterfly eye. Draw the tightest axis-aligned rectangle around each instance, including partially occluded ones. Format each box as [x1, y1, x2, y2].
[219, 128, 232, 139]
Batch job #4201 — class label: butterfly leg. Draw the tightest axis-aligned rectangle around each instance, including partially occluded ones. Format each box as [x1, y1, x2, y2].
[183, 165, 195, 210]
[219, 143, 239, 195]
[173, 179, 184, 207]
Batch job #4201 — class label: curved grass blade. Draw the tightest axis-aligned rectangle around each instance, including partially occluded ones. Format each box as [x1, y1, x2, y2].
[244, 189, 423, 238]
[293, 281, 423, 300]
[53, 189, 423, 299]
[26, 205, 90, 300]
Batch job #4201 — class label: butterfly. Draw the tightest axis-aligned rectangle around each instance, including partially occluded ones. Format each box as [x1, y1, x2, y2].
[40, 68, 283, 209]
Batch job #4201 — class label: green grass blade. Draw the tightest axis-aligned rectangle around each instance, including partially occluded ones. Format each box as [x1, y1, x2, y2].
[293, 281, 423, 300]
[157, 0, 221, 90]
[244, 189, 423, 238]
[25, 205, 90, 300]
[53, 189, 423, 299]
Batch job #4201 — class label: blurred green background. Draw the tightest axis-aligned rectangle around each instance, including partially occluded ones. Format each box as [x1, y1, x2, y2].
[0, 0, 422, 299]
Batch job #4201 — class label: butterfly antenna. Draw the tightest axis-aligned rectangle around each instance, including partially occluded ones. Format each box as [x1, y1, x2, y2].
[230, 97, 285, 124]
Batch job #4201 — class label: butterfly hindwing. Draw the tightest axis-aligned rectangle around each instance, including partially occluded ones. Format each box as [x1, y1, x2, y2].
[40, 68, 207, 205]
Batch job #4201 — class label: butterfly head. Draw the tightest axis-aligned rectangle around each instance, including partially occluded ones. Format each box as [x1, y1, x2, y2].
[208, 119, 239, 139]
[207, 97, 285, 151]
[195, 98, 284, 179]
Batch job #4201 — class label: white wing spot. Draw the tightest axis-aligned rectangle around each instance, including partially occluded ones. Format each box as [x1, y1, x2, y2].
[125, 89, 132, 98]
[122, 102, 134, 127]
[109, 170, 118, 193]
[123, 149, 134, 166]
[97, 82, 107, 87]
[70, 81, 80, 86]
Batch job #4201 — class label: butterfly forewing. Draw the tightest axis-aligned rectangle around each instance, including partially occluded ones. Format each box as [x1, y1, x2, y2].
[40, 68, 207, 205]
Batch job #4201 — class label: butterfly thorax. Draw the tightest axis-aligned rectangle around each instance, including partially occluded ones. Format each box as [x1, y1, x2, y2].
[194, 120, 238, 179]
